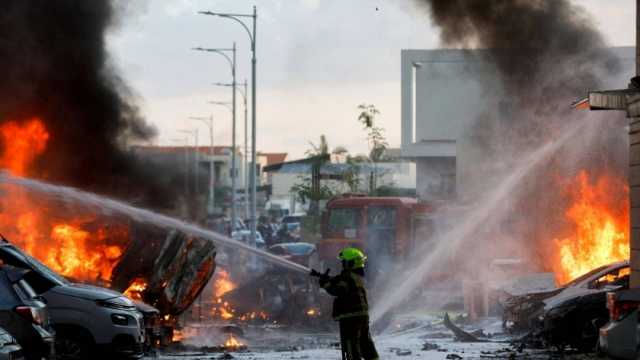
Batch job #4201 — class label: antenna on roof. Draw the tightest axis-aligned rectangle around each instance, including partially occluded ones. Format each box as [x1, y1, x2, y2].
[0, 234, 8, 243]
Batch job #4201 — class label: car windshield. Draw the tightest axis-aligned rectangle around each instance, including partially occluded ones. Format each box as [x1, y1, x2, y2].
[328, 208, 361, 237]
[3, 247, 68, 286]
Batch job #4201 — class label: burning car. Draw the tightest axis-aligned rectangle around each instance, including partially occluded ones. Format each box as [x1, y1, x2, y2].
[504, 260, 629, 351]
[0, 239, 145, 359]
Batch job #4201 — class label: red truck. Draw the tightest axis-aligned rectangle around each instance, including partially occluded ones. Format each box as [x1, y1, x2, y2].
[315, 195, 437, 277]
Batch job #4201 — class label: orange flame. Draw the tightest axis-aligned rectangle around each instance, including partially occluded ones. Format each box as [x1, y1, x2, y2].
[124, 278, 148, 301]
[214, 269, 236, 298]
[553, 171, 629, 284]
[306, 308, 320, 317]
[0, 117, 128, 283]
[224, 334, 243, 349]
[0, 118, 49, 176]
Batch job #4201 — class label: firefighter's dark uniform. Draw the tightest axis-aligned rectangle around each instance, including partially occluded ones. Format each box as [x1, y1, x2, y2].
[319, 269, 379, 360]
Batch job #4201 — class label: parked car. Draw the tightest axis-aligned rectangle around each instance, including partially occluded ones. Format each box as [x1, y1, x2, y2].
[232, 230, 266, 249]
[268, 243, 316, 267]
[276, 222, 301, 243]
[0, 265, 54, 360]
[0, 326, 24, 360]
[597, 288, 640, 359]
[0, 241, 145, 359]
[541, 261, 629, 351]
[281, 215, 303, 225]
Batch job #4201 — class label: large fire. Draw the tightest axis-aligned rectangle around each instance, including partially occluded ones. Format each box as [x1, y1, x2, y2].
[552, 171, 629, 284]
[0, 118, 129, 283]
[0, 118, 49, 176]
[209, 269, 269, 322]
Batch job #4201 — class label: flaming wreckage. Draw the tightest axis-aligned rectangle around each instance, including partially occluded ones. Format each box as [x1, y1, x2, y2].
[447, 261, 631, 352]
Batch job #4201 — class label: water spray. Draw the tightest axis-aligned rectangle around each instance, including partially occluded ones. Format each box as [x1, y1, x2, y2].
[0, 172, 311, 275]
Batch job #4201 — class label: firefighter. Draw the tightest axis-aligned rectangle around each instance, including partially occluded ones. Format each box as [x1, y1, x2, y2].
[311, 247, 379, 360]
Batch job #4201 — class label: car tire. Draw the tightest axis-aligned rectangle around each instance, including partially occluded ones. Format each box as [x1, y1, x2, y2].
[55, 329, 92, 360]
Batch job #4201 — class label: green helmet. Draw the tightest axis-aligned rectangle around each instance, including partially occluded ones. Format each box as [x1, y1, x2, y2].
[338, 247, 367, 269]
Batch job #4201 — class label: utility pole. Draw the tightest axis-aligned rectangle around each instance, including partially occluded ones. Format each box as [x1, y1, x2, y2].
[172, 137, 190, 197]
[214, 80, 249, 220]
[190, 116, 216, 216]
[180, 129, 199, 196]
[243, 80, 249, 220]
[200, 5, 258, 248]
[193, 44, 238, 231]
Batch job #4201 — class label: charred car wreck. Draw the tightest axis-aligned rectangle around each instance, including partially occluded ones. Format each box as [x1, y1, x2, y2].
[502, 261, 630, 351]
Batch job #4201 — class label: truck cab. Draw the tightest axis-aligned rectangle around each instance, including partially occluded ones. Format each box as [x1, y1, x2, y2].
[316, 196, 434, 277]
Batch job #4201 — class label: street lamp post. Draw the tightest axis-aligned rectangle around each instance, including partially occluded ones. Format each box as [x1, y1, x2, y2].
[208, 101, 239, 225]
[171, 137, 190, 197]
[200, 6, 258, 247]
[179, 129, 199, 196]
[189, 116, 215, 216]
[193, 44, 238, 231]
[214, 80, 249, 220]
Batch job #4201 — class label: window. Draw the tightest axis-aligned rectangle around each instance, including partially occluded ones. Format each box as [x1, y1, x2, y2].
[328, 208, 361, 238]
[590, 266, 630, 290]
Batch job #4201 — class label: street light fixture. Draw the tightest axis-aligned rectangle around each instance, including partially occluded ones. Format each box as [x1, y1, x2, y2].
[193, 44, 238, 231]
[189, 116, 216, 216]
[214, 80, 249, 220]
[200, 6, 259, 246]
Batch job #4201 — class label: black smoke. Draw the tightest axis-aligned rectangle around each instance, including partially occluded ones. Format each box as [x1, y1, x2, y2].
[415, 0, 628, 272]
[424, 0, 619, 102]
[0, 1, 180, 209]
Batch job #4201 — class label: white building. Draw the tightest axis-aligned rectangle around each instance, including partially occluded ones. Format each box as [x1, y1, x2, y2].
[400, 48, 635, 201]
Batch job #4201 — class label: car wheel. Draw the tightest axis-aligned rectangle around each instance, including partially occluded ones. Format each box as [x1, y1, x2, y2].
[56, 330, 91, 360]
[577, 316, 606, 352]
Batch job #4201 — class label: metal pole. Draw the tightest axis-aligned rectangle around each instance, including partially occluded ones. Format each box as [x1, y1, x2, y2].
[243, 80, 249, 220]
[250, 6, 258, 247]
[637, 0, 640, 76]
[210, 117, 215, 215]
[184, 140, 189, 197]
[194, 129, 199, 196]
[231, 42, 238, 232]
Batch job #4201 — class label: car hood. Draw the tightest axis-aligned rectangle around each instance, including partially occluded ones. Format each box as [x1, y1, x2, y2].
[50, 283, 123, 301]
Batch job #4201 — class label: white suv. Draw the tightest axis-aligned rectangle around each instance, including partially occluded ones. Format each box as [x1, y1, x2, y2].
[0, 242, 145, 359]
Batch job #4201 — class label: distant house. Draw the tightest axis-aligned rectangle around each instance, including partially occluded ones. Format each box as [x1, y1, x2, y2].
[256, 152, 287, 186]
[131, 145, 244, 190]
[263, 152, 416, 214]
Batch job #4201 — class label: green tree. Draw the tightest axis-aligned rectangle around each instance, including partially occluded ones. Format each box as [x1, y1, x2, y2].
[292, 134, 333, 215]
[357, 104, 388, 192]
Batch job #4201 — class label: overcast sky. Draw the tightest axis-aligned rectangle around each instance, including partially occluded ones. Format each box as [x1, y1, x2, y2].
[107, 0, 636, 159]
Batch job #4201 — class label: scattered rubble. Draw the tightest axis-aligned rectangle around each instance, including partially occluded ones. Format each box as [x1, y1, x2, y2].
[443, 313, 489, 343]
[421, 342, 440, 351]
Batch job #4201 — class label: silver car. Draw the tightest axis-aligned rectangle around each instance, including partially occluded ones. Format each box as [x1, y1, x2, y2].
[0, 243, 144, 359]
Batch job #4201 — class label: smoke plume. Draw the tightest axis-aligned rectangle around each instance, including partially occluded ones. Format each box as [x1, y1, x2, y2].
[0, 0, 177, 207]
[414, 0, 626, 272]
